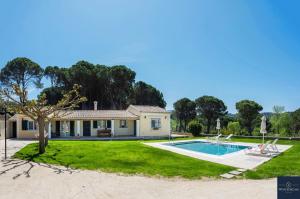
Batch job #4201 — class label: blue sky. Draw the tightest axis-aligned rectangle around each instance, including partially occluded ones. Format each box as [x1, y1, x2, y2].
[0, 0, 300, 113]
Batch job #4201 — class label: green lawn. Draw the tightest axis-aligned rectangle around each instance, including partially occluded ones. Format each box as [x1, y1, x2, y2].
[229, 138, 300, 179]
[14, 140, 233, 179]
[14, 138, 300, 179]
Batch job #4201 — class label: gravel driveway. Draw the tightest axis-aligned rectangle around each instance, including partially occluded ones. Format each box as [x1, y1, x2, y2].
[0, 139, 276, 199]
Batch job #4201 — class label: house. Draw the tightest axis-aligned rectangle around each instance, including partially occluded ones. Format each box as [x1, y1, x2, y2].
[1, 114, 15, 139]
[7, 103, 171, 139]
[0, 115, 6, 139]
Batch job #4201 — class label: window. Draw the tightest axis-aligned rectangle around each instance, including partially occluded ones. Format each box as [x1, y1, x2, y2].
[151, 118, 161, 130]
[120, 120, 127, 128]
[100, 120, 106, 128]
[106, 120, 111, 128]
[93, 120, 98, 129]
[22, 119, 36, 131]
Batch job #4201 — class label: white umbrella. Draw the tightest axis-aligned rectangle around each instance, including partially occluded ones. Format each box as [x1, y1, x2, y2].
[260, 116, 267, 144]
[216, 118, 221, 135]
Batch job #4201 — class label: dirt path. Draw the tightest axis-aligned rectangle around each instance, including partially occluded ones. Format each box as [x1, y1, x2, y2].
[0, 140, 276, 199]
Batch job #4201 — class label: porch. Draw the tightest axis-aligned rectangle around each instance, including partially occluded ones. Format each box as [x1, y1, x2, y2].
[47, 119, 140, 138]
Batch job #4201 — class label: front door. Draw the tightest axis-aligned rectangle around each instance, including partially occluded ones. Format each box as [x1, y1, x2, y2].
[134, 120, 136, 136]
[55, 121, 60, 137]
[12, 121, 17, 138]
[106, 120, 111, 129]
[70, 121, 75, 136]
[83, 121, 91, 136]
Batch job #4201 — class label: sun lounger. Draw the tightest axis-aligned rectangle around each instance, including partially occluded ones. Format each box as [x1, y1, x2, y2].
[267, 138, 279, 153]
[220, 134, 233, 142]
[207, 134, 222, 143]
[245, 140, 272, 156]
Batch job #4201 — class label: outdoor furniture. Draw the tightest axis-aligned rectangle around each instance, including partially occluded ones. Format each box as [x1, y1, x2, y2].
[267, 138, 279, 153]
[97, 129, 111, 137]
[245, 140, 272, 156]
[220, 134, 233, 142]
[207, 134, 222, 143]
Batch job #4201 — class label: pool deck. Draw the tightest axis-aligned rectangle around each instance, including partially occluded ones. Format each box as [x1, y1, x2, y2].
[145, 139, 292, 169]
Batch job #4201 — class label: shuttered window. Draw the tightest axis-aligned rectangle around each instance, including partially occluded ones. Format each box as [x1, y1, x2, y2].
[151, 118, 161, 130]
[120, 120, 127, 128]
[93, 121, 98, 129]
[22, 119, 28, 130]
[22, 119, 35, 131]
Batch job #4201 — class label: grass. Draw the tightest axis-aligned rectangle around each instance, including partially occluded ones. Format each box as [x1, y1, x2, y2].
[14, 138, 300, 179]
[229, 138, 300, 179]
[14, 140, 233, 179]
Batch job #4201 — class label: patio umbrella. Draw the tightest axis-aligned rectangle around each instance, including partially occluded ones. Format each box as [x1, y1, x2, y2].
[216, 118, 221, 135]
[260, 116, 267, 144]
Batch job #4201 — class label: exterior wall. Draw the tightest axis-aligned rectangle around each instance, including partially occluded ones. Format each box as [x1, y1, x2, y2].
[139, 113, 171, 137]
[10, 110, 171, 139]
[50, 120, 83, 137]
[90, 120, 109, 136]
[90, 120, 97, 136]
[79, 120, 83, 136]
[1, 117, 14, 139]
[0, 119, 5, 139]
[114, 120, 134, 136]
[16, 115, 38, 139]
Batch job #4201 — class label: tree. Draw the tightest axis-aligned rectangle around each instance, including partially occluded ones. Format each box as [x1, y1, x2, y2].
[275, 113, 293, 136]
[271, 105, 286, 134]
[39, 87, 64, 105]
[273, 105, 285, 115]
[236, 100, 263, 135]
[173, 98, 196, 132]
[109, 65, 136, 109]
[0, 96, 4, 110]
[131, 81, 166, 108]
[227, 121, 241, 135]
[188, 120, 202, 136]
[0, 57, 44, 103]
[291, 108, 300, 135]
[222, 114, 236, 129]
[44, 66, 66, 87]
[195, 96, 227, 134]
[41, 61, 166, 110]
[67, 61, 99, 109]
[1, 84, 86, 154]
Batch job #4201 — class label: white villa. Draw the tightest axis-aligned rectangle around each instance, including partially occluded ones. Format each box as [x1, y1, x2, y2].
[4, 103, 171, 139]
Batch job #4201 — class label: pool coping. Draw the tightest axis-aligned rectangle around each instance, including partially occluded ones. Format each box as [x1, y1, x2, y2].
[144, 139, 292, 169]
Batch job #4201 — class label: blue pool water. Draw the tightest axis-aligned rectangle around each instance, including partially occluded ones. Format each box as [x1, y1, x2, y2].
[165, 141, 249, 156]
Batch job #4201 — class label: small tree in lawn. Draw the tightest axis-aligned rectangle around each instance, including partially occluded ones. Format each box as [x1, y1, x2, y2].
[1, 84, 86, 154]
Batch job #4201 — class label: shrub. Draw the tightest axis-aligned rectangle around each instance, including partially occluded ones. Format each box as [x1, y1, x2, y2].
[227, 122, 241, 135]
[188, 120, 202, 136]
[252, 127, 261, 136]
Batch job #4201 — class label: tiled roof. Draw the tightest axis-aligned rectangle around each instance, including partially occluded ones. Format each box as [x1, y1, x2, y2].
[8, 114, 18, 120]
[8, 105, 169, 121]
[129, 105, 168, 113]
[54, 110, 139, 120]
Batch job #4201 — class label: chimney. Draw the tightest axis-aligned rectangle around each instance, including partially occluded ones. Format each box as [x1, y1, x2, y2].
[94, 101, 98, 110]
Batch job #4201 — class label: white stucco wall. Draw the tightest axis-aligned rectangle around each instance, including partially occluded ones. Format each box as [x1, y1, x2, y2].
[15, 115, 38, 139]
[0, 120, 5, 139]
[139, 113, 171, 137]
[114, 120, 134, 136]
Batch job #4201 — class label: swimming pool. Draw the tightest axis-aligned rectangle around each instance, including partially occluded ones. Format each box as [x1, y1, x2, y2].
[165, 141, 250, 156]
